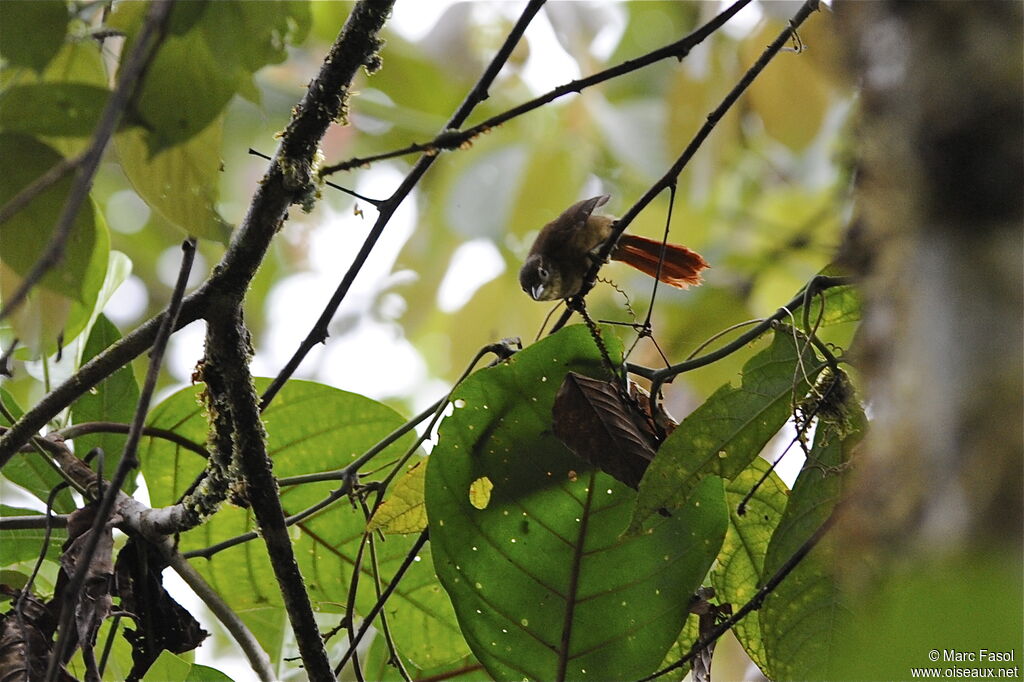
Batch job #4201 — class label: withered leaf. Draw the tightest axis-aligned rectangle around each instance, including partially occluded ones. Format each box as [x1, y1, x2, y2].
[552, 372, 659, 489]
[54, 504, 118, 682]
[115, 539, 207, 682]
[0, 588, 74, 682]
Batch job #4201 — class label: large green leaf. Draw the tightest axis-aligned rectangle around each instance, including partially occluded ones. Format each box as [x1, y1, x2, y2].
[109, 0, 311, 153]
[0, 134, 102, 302]
[0, 0, 67, 73]
[0, 83, 112, 138]
[710, 457, 789, 675]
[115, 120, 233, 243]
[70, 315, 141, 491]
[0, 388, 75, 513]
[142, 379, 466, 668]
[426, 325, 729, 681]
[759, 386, 865, 680]
[630, 331, 822, 534]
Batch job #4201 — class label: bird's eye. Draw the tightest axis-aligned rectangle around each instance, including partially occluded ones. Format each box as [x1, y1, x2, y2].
[538, 267, 548, 279]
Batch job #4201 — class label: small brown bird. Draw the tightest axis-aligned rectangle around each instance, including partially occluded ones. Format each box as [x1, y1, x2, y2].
[519, 195, 709, 301]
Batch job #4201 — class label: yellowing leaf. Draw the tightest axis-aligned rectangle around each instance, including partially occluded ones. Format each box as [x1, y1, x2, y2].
[467, 476, 493, 510]
[742, 21, 833, 151]
[115, 119, 232, 243]
[367, 459, 428, 534]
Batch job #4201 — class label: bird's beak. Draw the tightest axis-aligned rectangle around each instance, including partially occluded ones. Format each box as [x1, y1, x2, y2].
[531, 284, 545, 300]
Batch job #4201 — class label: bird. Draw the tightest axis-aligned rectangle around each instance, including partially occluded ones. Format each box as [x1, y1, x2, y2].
[518, 194, 708, 301]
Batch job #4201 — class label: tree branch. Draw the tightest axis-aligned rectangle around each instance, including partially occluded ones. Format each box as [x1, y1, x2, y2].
[47, 237, 195, 681]
[333, 529, 429, 675]
[319, 0, 753, 176]
[551, 0, 822, 333]
[624, 275, 850, 396]
[259, 0, 547, 409]
[54, 421, 208, 459]
[637, 504, 844, 681]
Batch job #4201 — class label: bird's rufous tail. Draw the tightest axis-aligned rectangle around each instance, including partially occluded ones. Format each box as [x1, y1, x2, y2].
[612, 233, 708, 288]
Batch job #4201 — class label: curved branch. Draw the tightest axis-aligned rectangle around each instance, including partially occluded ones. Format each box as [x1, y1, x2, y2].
[55, 421, 209, 458]
[626, 275, 850, 396]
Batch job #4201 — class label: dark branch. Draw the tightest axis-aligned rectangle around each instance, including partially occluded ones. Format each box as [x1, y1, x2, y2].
[333, 530, 429, 674]
[624, 275, 850, 396]
[320, 0, 753, 176]
[259, 0, 547, 409]
[551, 0, 822, 333]
[46, 236, 195, 681]
[637, 503, 843, 681]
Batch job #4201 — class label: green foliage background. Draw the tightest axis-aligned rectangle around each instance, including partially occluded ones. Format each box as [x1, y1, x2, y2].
[10, 3, 991, 682]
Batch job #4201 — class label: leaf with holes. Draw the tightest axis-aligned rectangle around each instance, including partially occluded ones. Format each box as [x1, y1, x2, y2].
[426, 325, 729, 681]
[630, 330, 822, 534]
[141, 379, 468, 669]
[710, 457, 789, 676]
[760, 390, 865, 680]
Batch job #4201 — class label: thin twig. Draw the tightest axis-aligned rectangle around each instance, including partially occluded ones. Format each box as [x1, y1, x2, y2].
[247, 147, 384, 206]
[626, 275, 850, 397]
[320, 0, 754, 176]
[46, 237, 195, 681]
[551, 0, 822, 334]
[259, 0, 547, 409]
[366, 529, 412, 682]
[165, 552, 275, 682]
[0, 0, 174, 322]
[0, 155, 82, 228]
[333, 530, 429, 675]
[637, 504, 844, 681]
[54, 421, 209, 458]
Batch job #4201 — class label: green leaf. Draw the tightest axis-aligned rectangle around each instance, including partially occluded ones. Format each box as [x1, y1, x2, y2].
[426, 325, 729, 681]
[184, 663, 234, 682]
[710, 458, 789, 675]
[141, 650, 192, 682]
[803, 283, 861, 328]
[142, 379, 467, 668]
[630, 331, 823, 534]
[0, 0, 67, 73]
[116, 120, 233, 243]
[0, 133, 101, 302]
[759, 392, 865, 680]
[110, 0, 311, 152]
[0, 388, 75, 513]
[0, 83, 112, 138]
[0, 506, 66, 565]
[70, 315, 141, 492]
[657, 613, 700, 682]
